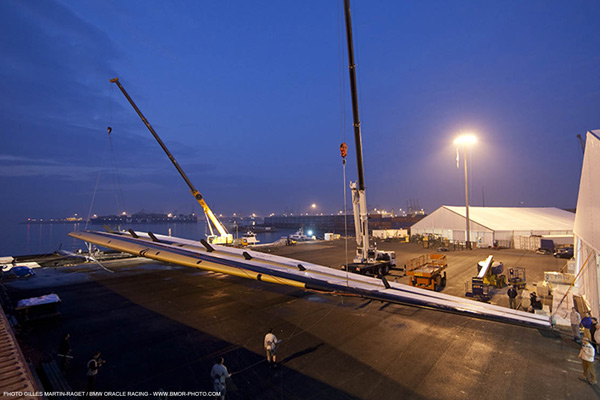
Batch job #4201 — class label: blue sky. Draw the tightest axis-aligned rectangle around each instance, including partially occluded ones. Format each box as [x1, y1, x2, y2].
[1, 0, 599, 223]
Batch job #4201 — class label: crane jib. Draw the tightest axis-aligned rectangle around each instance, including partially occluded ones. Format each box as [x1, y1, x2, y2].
[109, 77, 231, 243]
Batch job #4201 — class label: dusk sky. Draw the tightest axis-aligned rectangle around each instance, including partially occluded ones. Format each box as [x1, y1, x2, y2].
[1, 0, 599, 225]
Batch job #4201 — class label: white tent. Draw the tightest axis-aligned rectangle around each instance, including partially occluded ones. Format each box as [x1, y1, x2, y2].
[411, 206, 574, 248]
[574, 130, 600, 316]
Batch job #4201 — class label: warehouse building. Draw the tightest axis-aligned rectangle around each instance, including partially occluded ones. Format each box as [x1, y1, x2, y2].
[264, 214, 424, 233]
[574, 130, 600, 317]
[410, 206, 574, 249]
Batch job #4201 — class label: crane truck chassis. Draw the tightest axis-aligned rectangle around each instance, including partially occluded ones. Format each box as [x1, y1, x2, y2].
[342, 249, 396, 277]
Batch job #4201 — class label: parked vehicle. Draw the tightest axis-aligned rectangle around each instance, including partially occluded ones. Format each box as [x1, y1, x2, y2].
[553, 248, 573, 259]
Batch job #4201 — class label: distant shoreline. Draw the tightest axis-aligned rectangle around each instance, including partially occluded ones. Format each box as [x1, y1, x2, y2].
[20, 219, 85, 225]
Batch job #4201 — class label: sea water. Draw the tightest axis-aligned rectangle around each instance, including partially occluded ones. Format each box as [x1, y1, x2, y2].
[0, 222, 309, 257]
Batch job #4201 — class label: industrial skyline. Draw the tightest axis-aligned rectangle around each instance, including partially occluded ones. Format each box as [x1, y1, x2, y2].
[1, 1, 598, 225]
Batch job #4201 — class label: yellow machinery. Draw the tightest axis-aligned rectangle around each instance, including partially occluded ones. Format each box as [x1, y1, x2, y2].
[477, 255, 507, 288]
[110, 78, 233, 245]
[406, 254, 447, 291]
[465, 255, 506, 301]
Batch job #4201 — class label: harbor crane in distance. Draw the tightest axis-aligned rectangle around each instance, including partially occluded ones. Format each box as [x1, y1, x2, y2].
[340, 0, 396, 277]
[109, 77, 233, 245]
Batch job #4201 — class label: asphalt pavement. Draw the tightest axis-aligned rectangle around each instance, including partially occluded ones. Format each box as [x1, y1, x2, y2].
[4, 241, 599, 399]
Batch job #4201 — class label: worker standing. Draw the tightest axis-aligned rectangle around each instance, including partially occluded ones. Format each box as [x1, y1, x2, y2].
[210, 357, 232, 400]
[86, 352, 105, 393]
[58, 333, 72, 371]
[591, 318, 599, 352]
[528, 292, 542, 312]
[581, 312, 593, 341]
[264, 329, 282, 367]
[594, 322, 600, 354]
[507, 286, 518, 309]
[578, 338, 597, 385]
[571, 307, 582, 343]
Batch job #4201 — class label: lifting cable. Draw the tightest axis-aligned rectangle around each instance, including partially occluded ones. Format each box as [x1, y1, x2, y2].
[108, 127, 127, 214]
[85, 83, 128, 229]
[84, 131, 111, 231]
[337, 0, 349, 288]
[107, 82, 128, 216]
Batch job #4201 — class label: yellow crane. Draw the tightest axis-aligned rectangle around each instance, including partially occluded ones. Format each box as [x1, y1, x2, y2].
[110, 77, 233, 245]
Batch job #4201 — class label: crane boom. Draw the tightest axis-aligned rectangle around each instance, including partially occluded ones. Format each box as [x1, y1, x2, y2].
[110, 77, 232, 244]
[343, 0, 370, 263]
[340, 0, 396, 274]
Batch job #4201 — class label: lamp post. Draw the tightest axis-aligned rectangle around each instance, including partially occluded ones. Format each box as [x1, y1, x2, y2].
[454, 134, 476, 249]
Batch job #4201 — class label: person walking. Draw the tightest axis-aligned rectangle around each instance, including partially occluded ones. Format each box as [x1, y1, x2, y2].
[264, 328, 281, 367]
[86, 352, 105, 393]
[58, 333, 72, 371]
[581, 312, 593, 341]
[571, 307, 582, 343]
[578, 338, 597, 385]
[210, 357, 232, 400]
[507, 286, 518, 309]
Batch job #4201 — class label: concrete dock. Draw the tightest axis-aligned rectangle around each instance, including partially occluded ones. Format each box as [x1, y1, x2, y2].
[3, 241, 598, 399]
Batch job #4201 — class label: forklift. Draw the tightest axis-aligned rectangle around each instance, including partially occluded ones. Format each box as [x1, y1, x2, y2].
[465, 255, 507, 301]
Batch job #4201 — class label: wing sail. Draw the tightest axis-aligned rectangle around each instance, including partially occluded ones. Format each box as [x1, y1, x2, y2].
[69, 230, 552, 330]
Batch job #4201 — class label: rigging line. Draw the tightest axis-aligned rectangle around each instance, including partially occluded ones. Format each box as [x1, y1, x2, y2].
[107, 81, 120, 212]
[281, 295, 338, 343]
[338, 0, 350, 287]
[108, 134, 121, 213]
[84, 135, 111, 230]
[278, 291, 313, 358]
[230, 359, 267, 375]
[108, 133, 127, 213]
[343, 159, 349, 287]
[107, 82, 127, 216]
[116, 165, 126, 212]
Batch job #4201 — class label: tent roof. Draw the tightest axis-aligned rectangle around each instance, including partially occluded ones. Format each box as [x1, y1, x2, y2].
[442, 206, 574, 231]
[574, 129, 600, 251]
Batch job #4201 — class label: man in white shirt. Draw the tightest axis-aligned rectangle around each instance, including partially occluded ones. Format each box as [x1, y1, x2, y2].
[86, 351, 105, 393]
[210, 357, 232, 400]
[571, 307, 582, 343]
[578, 338, 597, 385]
[264, 328, 281, 367]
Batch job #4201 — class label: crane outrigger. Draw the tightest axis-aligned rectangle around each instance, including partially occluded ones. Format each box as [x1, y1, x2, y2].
[110, 77, 233, 245]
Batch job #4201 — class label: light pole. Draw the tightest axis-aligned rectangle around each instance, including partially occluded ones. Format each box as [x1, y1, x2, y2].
[454, 134, 476, 249]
